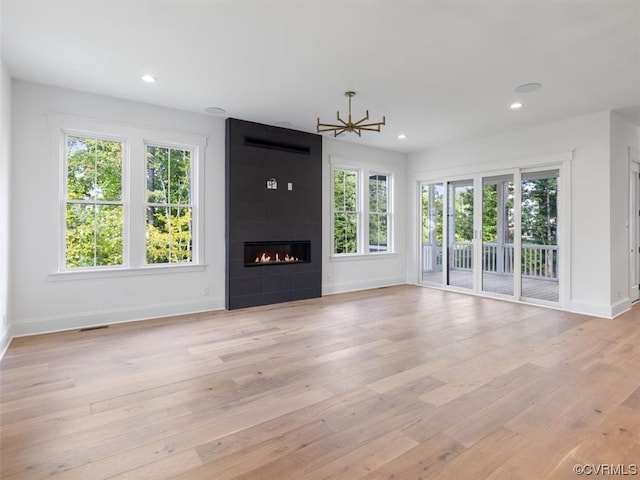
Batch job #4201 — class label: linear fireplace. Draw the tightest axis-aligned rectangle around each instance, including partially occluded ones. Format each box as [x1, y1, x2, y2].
[245, 241, 310, 267]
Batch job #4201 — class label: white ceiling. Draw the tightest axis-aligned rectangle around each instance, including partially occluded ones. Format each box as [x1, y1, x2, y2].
[1, 0, 639, 154]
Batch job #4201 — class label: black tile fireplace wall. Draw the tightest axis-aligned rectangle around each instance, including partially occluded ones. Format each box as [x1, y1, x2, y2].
[225, 118, 323, 309]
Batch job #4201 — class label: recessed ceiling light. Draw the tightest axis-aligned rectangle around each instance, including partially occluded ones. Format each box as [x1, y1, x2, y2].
[510, 102, 523, 110]
[515, 82, 542, 94]
[141, 74, 157, 83]
[205, 107, 226, 115]
[398, 134, 407, 139]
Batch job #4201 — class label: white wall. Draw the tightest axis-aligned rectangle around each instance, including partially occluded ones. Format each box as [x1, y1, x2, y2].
[610, 111, 640, 314]
[10, 81, 226, 335]
[407, 111, 615, 317]
[9, 79, 631, 339]
[9, 80, 409, 338]
[0, 60, 12, 355]
[322, 138, 407, 295]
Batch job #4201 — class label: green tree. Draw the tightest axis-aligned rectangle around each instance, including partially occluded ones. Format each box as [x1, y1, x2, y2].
[65, 137, 194, 268]
[482, 184, 498, 242]
[454, 186, 474, 242]
[522, 178, 557, 245]
[65, 136, 123, 268]
[521, 176, 558, 277]
[369, 174, 388, 251]
[146, 146, 193, 263]
[421, 184, 443, 245]
[334, 169, 357, 254]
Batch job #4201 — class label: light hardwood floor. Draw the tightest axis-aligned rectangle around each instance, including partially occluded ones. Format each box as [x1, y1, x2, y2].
[1, 285, 639, 479]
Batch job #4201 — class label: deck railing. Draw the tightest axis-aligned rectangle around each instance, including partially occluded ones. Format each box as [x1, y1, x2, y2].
[422, 242, 558, 280]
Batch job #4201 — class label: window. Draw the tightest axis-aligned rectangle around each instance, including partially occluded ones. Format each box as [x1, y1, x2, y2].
[64, 135, 125, 268]
[146, 145, 194, 264]
[54, 114, 205, 274]
[333, 168, 359, 254]
[332, 164, 393, 256]
[369, 174, 389, 252]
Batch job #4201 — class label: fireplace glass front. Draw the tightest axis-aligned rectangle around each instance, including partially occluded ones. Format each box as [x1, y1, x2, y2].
[244, 241, 311, 267]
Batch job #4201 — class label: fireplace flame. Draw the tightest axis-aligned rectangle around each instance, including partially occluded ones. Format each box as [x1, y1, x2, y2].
[254, 251, 299, 264]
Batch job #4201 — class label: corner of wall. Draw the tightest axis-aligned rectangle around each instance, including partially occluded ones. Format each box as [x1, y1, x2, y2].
[0, 322, 12, 360]
[0, 57, 13, 361]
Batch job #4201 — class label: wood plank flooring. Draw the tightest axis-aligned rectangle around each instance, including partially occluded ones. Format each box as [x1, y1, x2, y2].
[1, 285, 639, 479]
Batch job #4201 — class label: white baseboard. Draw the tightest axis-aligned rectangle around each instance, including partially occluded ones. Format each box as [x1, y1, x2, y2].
[569, 298, 630, 319]
[11, 297, 225, 337]
[0, 323, 12, 361]
[322, 277, 407, 296]
[611, 297, 631, 318]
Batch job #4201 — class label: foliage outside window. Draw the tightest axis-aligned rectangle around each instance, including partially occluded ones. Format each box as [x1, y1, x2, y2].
[333, 169, 359, 254]
[421, 183, 444, 245]
[451, 177, 556, 247]
[333, 166, 394, 256]
[522, 176, 557, 245]
[146, 145, 193, 264]
[482, 181, 515, 244]
[65, 136, 124, 268]
[453, 183, 474, 242]
[369, 174, 389, 252]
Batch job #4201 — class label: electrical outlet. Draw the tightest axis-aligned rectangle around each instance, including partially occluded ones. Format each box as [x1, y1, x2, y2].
[202, 287, 210, 296]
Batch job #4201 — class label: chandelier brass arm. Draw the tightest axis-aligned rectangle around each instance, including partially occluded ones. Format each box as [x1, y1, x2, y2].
[316, 91, 386, 137]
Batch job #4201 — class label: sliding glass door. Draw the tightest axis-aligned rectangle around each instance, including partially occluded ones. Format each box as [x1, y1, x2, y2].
[482, 175, 515, 296]
[421, 183, 444, 284]
[521, 170, 559, 302]
[420, 167, 561, 306]
[447, 180, 474, 289]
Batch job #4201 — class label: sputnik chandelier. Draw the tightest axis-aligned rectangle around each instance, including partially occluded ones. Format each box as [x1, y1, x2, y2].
[317, 91, 386, 137]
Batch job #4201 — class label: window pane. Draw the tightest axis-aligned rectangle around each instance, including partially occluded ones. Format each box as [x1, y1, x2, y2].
[95, 205, 124, 265]
[421, 183, 444, 284]
[66, 203, 123, 268]
[334, 212, 357, 254]
[169, 149, 191, 204]
[95, 140, 123, 201]
[334, 169, 357, 211]
[333, 169, 359, 254]
[369, 174, 389, 252]
[146, 146, 169, 204]
[521, 171, 559, 302]
[146, 206, 193, 264]
[369, 174, 387, 213]
[482, 176, 514, 296]
[147, 146, 191, 205]
[67, 136, 122, 201]
[369, 214, 388, 252]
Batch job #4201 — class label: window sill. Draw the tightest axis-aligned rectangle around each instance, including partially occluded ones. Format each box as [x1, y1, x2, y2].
[49, 263, 205, 281]
[331, 252, 398, 262]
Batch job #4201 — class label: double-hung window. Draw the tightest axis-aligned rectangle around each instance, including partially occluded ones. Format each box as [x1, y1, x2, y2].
[332, 164, 393, 256]
[64, 135, 125, 268]
[368, 173, 390, 253]
[145, 145, 194, 264]
[333, 168, 359, 254]
[55, 115, 205, 274]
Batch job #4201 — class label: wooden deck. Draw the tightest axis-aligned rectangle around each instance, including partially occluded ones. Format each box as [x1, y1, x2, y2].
[422, 270, 559, 302]
[1, 285, 639, 479]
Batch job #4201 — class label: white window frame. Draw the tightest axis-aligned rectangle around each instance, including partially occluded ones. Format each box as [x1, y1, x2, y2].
[62, 132, 129, 271]
[368, 171, 393, 254]
[144, 141, 198, 266]
[330, 161, 395, 258]
[48, 114, 206, 279]
[332, 166, 361, 255]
